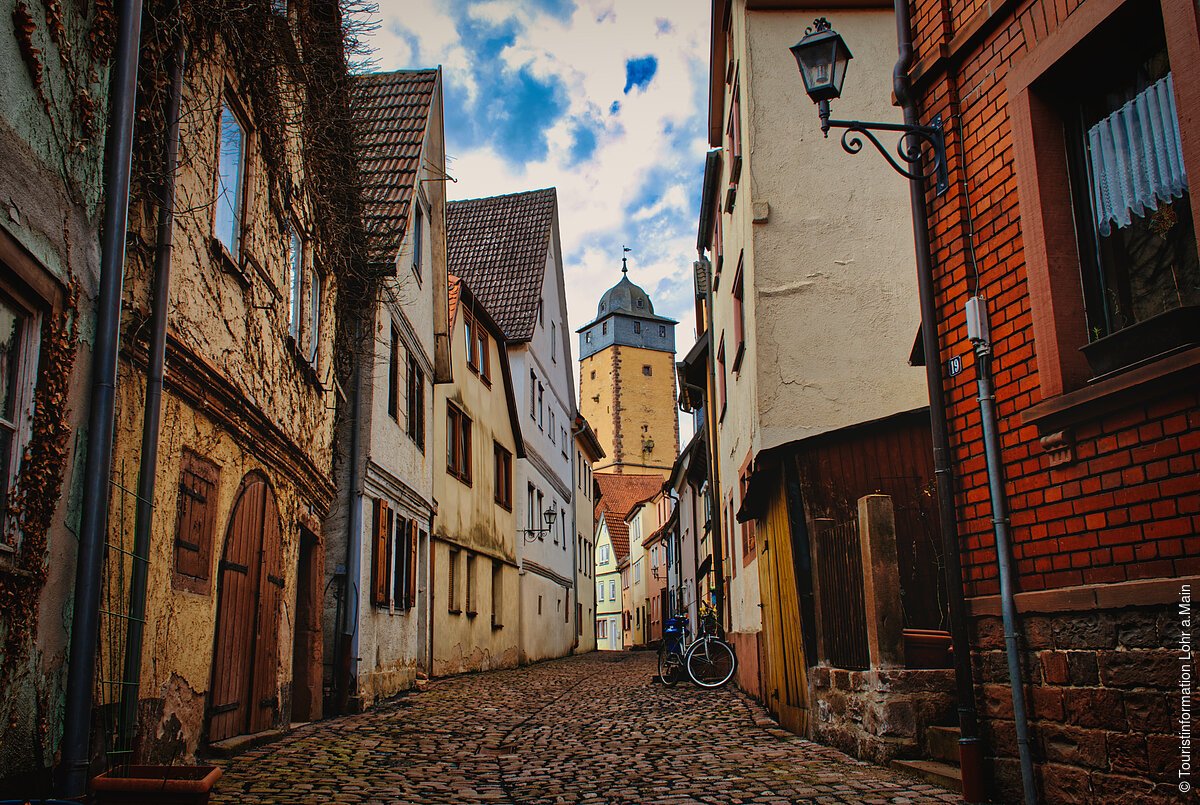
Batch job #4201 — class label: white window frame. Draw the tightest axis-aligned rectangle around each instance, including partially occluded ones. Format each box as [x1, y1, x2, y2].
[214, 100, 249, 261]
[307, 266, 322, 366]
[0, 291, 40, 551]
[287, 223, 303, 341]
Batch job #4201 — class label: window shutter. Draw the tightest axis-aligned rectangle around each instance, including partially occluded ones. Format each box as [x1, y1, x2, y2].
[407, 523, 419, 609]
[372, 498, 389, 605]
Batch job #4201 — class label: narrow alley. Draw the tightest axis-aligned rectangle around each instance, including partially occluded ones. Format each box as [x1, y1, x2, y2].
[211, 653, 957, 804]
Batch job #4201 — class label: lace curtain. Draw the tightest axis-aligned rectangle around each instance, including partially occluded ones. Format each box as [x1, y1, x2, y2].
[1088, 72, 1189, 237]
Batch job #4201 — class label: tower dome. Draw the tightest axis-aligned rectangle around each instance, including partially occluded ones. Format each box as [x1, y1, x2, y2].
[597, 274, 655, 317]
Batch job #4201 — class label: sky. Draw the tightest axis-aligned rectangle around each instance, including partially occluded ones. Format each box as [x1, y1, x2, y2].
[367, 0, 711, 434]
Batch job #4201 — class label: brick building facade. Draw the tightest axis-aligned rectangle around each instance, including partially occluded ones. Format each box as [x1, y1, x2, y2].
[903, 0, 1200, 797]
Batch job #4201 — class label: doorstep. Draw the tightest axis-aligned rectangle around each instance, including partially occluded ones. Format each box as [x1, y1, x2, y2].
[890, 758, 963, 793]
[202, 728, 288, 758]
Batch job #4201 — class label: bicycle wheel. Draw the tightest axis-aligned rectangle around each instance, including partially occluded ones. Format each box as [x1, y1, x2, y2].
[658, 644, 683, 687]
[686, 637, 736, 688]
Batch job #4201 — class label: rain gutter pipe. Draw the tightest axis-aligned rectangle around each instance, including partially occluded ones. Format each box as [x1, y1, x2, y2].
[117, 36, 185, 758]
[967, 297, 1038, 805]
[60, 0, 144, 793]
[890, 2, 985, 801]
[336, 316, 366, 713]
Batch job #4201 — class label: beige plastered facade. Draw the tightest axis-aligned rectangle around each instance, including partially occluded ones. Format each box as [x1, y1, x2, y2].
[106, 42, 338, 759]
[711, 3, 925, 637]
[431, 295, 522, 676]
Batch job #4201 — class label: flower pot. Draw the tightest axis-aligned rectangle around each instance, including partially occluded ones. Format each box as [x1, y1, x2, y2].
[90, 765, 222, 805]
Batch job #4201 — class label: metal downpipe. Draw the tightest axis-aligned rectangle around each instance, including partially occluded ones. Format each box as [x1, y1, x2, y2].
[973, 336, 1038, 805]
[58, 0, 144, 793]
[335, 314, 365, 714]
[117, 36, 185, 760]
[890, 1, 985, 801]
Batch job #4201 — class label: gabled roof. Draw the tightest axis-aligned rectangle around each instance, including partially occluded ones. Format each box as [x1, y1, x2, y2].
[446, 188, 558, 342]
[594, 473, 663, 561]
[354, 69, 439, 267]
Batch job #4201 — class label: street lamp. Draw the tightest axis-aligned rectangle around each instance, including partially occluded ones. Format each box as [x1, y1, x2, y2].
[522, 505, 558, 543]
[790, 18, 948, 195]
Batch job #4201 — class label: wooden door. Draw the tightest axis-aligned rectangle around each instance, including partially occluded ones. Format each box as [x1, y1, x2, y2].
[756, 479, 810, 735]
[208, 473, 283, 742]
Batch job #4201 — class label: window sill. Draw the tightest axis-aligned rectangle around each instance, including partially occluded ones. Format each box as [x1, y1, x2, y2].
[1022, 344, 1200, 463]
[731, 343, 745, 374]
[211, 238, 251, 288]
[448, 608, 462, 616]
[465, 610, 478, 618]
[286, 336, 323, 391]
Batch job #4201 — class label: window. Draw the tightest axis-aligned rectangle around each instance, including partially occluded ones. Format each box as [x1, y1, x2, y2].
[412, 202, 424, 280]
[561, 426, 567, 457]
[537, 297, 544, 326]
[1066, 38, 1197, 348]
[659, 325, 666, 337]
[585, 331, 592, 344]
[466, 553, 477, 615]
[634, 559, 642, 583]
[477, 325, 490, 383]
[634, 321, 641, 334]
[493, 443, 513, 510]
[610, 579, 616, 599]
[1010, 0, 1200, 394]
[407, 353, 425, 451]
[536, 490, 544, 540]
[537, 383, 544, 429]
[597, 618, 608, 639]
[636, 298, 644, 309]
[727, 77, 743, 188]
[464, 312, 477, 370]
[388, 326, 399, 420]
[448, 548, 461, 613]
[287, 224, 302, 340]
[561, 507, 567, 549]
[446, 403, 472, 484]
[308, 268, 322, 365]
[602, 321, 608, 335]
[597, 581, 604, 602]
[599, 544, 609, 564]
[390, 514, 417, 610]
[214, 101, 248, 261]
[642, 365, 652, 376]
[529, 370, 536, 418]
[527, 484, 535, 530]
[590, 370, 595, 380]
[732, 255, 745, 372]
[549, 408, 555, 435]
[171, 451, 220, 594]
[491, 560, 503, 628]
[0, 290, 40, 543]
[551, 322, 557, 361]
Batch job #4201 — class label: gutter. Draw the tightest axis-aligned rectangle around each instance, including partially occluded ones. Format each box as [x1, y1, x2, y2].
[59, 0, 144, 793]
[891, 2, 985, 800]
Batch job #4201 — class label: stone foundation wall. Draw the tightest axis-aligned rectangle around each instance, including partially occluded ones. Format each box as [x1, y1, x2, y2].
[970, 581, 1190, 803]
[808, 666, 956, 765]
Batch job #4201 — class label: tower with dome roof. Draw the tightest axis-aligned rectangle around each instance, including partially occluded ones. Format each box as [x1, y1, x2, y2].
[577, 256, 679, 476]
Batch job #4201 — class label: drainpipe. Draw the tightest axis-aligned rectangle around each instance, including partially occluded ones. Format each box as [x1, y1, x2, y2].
[967, 297, 1038, 805]
[890, 2, 985, 801]
[117, 36, 185, 760]
[335, 315, 365, 714]
[59, 0, 143, 794]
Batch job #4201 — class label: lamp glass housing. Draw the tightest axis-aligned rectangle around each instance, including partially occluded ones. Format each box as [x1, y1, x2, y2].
[543, 507, 557, 528]
[790, 25, 852, 103]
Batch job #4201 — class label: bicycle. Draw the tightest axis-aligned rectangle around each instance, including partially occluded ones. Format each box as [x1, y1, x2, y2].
[657, 602, 737, 688]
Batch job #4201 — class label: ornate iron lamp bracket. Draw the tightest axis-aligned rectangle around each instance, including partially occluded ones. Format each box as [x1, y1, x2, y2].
[818, 102, 949, 196]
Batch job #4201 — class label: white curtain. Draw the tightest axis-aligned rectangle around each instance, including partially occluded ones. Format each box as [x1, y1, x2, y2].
[1088, 72, 1188, 237]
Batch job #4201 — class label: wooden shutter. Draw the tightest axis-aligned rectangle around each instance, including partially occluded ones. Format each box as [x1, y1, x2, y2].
[372, 498, 389, 606]
[173, 451, 220, 594]
[407, 523, 419, 609]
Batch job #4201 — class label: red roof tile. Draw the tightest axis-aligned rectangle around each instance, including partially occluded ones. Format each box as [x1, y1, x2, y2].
[594, 473, 663, 561]
[446, 188, 558, 342]
[354, 69, 438, 267]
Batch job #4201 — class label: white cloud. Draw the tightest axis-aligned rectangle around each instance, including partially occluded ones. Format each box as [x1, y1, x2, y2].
[371, 0, 712, 418]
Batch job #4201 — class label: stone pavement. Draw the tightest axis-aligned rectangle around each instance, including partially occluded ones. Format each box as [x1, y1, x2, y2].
[212, 652, 959, 804]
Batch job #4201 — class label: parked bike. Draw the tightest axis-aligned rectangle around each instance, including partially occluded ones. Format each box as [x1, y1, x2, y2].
[657, 603, 737, 688]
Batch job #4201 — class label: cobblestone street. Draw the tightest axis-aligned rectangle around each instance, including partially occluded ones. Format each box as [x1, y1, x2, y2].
[212, 652, 957, 804]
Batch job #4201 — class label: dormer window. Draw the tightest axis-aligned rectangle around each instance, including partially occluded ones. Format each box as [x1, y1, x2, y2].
[637, 299, 644, 309]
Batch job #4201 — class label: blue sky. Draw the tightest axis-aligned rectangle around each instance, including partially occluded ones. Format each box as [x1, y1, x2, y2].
[370, 0, 712, 399]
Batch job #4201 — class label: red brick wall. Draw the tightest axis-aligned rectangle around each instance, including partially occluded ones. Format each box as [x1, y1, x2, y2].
[903, 0, 1200, 599]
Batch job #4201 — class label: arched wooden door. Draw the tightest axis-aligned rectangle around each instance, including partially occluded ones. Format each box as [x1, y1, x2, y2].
[208, 472, 284, 742]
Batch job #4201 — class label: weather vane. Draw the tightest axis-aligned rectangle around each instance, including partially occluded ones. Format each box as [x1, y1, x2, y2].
[622, 245, 632, 275]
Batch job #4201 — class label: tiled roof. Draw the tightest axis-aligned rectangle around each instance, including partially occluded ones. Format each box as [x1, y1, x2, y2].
[594, 473, 663, 561]
[354, 69, 438, 267]
[446, 188, 558, 342]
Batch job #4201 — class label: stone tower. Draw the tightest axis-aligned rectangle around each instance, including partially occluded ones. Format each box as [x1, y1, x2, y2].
[577, 261, 678, 476]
